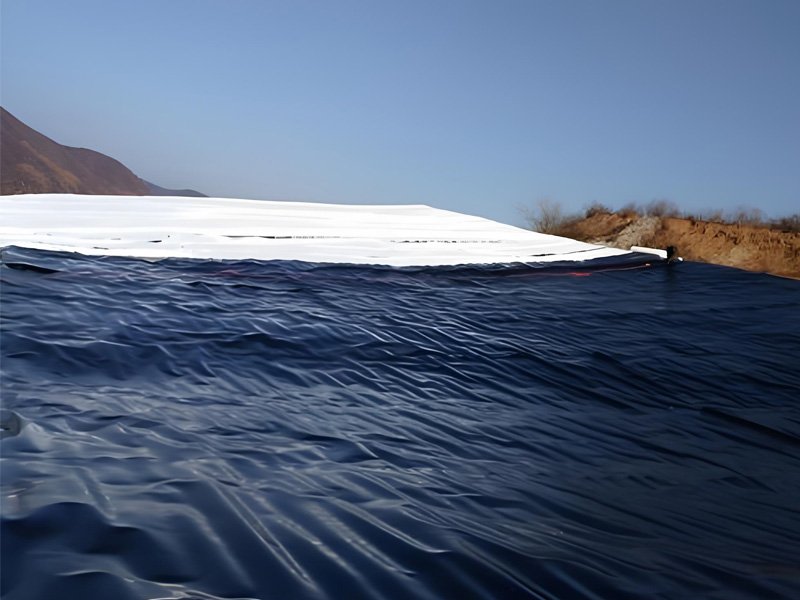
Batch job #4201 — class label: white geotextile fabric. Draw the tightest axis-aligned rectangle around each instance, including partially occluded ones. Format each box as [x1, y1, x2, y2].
[0, 194, 630, 266]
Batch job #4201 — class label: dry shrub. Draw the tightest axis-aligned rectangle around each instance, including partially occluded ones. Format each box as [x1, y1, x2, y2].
[645, 199, 680, 218]
[618, 202, 641, 219]
[584, 201, 612, 218]
[772, 214, 800, 232]
[728, 206, 766, 227]
[699, 209, 725, 223]
[522, 199, 578, 235]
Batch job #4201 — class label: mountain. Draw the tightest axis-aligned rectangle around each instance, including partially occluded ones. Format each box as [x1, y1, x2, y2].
[143, 180, 206, 198]
[0, 107, 204, 197]
[0, 107, 148, 195]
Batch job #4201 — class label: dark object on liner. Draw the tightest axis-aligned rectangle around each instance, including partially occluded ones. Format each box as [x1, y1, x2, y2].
[666, 245, 679, 264]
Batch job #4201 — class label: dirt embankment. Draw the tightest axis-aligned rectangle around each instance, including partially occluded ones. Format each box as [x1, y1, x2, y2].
[558, 213, 800, 279]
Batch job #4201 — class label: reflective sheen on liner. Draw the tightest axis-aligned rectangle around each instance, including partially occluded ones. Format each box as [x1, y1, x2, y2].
[2, 246, 799, 600]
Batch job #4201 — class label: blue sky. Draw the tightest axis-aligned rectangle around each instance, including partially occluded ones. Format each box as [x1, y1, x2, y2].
[2, 0, 798, 226]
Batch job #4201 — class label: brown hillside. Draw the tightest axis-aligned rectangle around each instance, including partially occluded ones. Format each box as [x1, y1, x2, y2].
[0, 107, 149, 196]
[650, 218, 800, 279]
[558, 212, 800, 279]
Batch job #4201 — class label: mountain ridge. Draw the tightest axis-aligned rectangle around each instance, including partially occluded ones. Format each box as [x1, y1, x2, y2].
[0, 108, 204, 197]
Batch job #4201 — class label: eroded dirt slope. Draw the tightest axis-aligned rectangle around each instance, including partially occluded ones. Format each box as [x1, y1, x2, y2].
[558, 213, 800, 279]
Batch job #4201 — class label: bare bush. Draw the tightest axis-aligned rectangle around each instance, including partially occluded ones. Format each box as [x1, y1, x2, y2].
[771, 214, 800, 232]
[521, 199, 576, 235]
[584, 201, 612, 218]
[645, 199, 680, 218]
[698, 209, 725, 223]
[618, 202, 641, 219]
[728, 206, 765, 226]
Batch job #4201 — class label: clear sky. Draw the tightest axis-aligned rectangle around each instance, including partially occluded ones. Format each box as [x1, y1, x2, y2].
[2, 0, 798, 226]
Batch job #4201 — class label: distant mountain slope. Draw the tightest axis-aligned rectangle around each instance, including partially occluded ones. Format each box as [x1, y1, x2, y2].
[144, 180, 206, 198]
[0, 108, 204, 197]
[0, 107, 149, 195]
